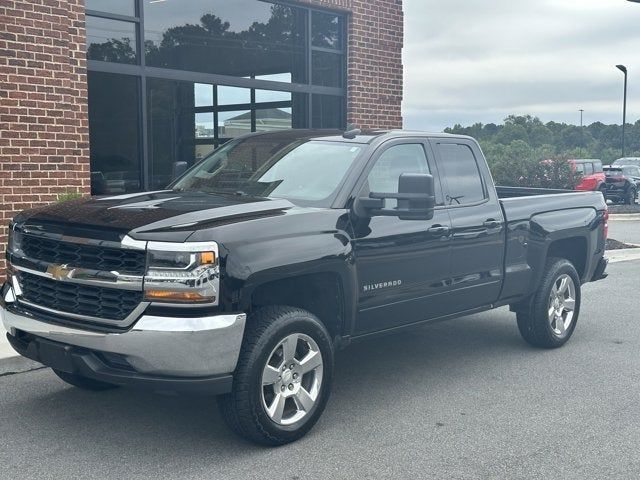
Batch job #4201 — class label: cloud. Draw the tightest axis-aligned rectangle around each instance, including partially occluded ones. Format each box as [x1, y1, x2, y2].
[403, 0, 640, 131]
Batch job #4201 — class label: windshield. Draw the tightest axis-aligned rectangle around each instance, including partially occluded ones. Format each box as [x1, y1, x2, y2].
[172, 136, 363, 205]
[604, 169, 623, 177]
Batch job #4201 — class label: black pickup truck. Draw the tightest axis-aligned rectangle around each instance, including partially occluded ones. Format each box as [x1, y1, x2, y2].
[1, 130, 608, 445]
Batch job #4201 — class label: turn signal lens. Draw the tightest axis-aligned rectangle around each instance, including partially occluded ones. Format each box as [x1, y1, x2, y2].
[200, 251, 216, 264]
[144, 290, 214, 303]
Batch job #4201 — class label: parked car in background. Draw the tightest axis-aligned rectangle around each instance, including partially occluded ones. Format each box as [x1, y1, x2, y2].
[603, 165, 640, 204]
[612, 157, 640, 169]
[570, 159, 606, 193]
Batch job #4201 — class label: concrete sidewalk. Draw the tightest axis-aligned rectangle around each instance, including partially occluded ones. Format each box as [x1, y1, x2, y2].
[0, 324, 16, 361]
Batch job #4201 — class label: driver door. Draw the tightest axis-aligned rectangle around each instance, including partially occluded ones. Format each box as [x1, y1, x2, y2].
[351, 140, 452, 335]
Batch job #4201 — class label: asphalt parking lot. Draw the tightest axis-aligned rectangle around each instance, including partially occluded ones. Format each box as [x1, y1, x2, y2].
[1, 259, 639, 479]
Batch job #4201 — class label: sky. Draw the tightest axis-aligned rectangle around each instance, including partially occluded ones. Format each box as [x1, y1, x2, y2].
[402, 0, 640, 131]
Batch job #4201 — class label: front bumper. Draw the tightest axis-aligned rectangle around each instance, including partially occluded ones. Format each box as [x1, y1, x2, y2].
[1, 289, 246, 395]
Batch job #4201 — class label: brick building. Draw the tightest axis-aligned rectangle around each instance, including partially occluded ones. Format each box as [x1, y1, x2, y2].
[0, 0, 403, 262]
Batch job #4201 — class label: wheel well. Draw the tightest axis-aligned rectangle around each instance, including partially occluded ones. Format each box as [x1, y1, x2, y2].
[250, 273, 344, 339]
[547, 237, 587, 278]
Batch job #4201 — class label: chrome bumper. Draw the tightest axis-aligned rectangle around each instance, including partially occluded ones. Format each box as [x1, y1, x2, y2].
[1, 303, 246, 378]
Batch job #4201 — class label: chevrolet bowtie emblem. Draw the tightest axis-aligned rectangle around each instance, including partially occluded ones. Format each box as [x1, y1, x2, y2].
[46, 264, 72, 281]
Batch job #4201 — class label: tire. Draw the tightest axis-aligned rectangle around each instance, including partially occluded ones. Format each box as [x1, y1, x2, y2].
[626, 188, 637, 205]
[218, 306, 334, 446]
[53, 370, 119, 391]
[516, 257, 581, 349]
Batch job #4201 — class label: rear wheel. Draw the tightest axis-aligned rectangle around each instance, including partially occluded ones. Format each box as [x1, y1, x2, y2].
[53, 370, 119, 391]
[516, 257, 581, 348]
[218, 306, 333, 446]
[626, 187, 637, 205]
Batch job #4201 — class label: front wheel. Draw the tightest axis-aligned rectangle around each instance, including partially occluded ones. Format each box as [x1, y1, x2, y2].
[218, 306, 333, 446]
[516, 257, 581, 348]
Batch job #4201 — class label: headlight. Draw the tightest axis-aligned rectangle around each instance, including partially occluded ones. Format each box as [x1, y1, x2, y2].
[144, 242, 220, 305]
[7, 225, 22, 255]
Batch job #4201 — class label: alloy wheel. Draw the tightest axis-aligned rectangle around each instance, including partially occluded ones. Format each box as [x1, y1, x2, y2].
[547, 274, 576, 336]
[261, 333, 324, 426]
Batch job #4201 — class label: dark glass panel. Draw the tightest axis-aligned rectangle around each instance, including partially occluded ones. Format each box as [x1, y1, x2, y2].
[148, 78, 202, 190]
[312, 11, 343, 50]
[144, 0, 307, 83]
[88, 72, 141, 195]
[312, 51, 343, 87]
[86, 0, 136, 17]
[312, 95, 344, 129]
[86, 16, 137, 64]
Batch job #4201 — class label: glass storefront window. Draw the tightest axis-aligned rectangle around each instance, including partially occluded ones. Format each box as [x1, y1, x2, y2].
[194, 83, 214, 107]
[88, 2, 346, 193]
[255, 108, 292, 132]
[86, 16, 137, 64]
[144, 0, 307, 83]
[312, 11, 343, 50]
[88, 72, 141, 195]
[256, 89, 291, 103]
[218, 110, 252, 139]
[86, 0, 136, 17]
[195, 112, 215, 139]
[218, 86, 250, 106]
[312, 95, 344, 129]
[312, 51, 343, 88]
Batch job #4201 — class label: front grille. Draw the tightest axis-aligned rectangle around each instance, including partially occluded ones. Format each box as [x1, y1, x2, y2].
[19, 272, 143, 321]
[21, 234, 146, 275]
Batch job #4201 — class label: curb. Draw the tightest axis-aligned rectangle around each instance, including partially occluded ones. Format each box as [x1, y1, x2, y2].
[609, 214, 640, 221]
[606, 248, 640, 264]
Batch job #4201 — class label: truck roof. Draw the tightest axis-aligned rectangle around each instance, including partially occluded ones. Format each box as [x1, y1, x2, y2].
[245, 129, 473, 145]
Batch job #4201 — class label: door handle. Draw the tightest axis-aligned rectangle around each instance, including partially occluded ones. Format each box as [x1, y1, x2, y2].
[483, 219, 503, 229]
[428, 225, 450, 235]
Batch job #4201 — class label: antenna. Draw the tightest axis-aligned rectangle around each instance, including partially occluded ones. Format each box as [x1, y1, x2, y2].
[343, 124, 361, 139]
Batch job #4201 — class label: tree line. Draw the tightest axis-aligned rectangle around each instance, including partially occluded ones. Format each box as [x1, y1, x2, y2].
[444, 115, 640, 188]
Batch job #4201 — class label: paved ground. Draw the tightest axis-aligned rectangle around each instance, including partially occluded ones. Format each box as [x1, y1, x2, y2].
[609, 218, 640, 245]
[1, 260, 639, 479]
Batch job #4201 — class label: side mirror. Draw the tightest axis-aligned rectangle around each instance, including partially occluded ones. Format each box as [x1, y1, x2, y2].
[355, 173, 436, 220]
[172, 161, 189, 180]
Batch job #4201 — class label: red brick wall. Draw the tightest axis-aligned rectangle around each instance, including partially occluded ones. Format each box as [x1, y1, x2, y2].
[298, 0, 404, 130]
[0, 0, 90, 267]
[348, 0, 403, 130]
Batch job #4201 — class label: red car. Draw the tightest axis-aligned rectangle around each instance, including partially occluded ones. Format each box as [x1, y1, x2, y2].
[570, 159, 606, 193]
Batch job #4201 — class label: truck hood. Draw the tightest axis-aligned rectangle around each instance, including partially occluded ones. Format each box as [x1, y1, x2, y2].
[14, 190, 296, 242]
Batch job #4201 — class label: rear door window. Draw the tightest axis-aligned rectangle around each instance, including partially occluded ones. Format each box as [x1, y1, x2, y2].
[593, 161, 603, 173]
[436, 143, 486, 206]
[583, 163, 594, 175]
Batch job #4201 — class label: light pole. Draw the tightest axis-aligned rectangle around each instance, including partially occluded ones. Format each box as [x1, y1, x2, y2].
[616, 64, 628, 158]
[579, 109, 584, 127]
